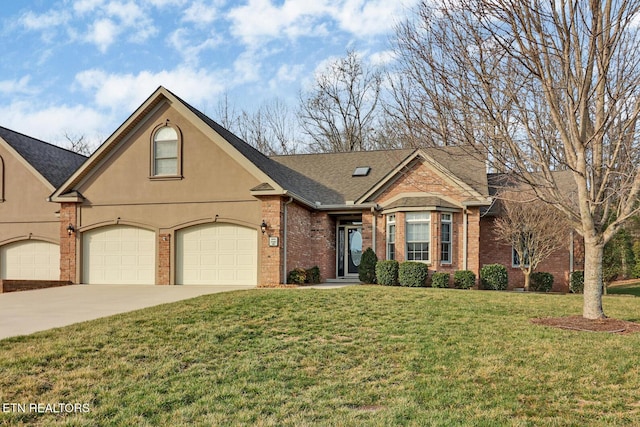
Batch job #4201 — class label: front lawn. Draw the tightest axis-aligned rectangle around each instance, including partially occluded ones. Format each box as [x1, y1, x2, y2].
[608, 281, 640, 297]
[1, 287, 640, 426]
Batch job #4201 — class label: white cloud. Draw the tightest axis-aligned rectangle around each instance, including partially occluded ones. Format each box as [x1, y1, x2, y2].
[369, 49, 396, 66]
[86, 18, 119, 52]
[0, 76, 36, 95]
[182, 1, 220, 26]
[227, 0, 330, 47]
[335, 0, 417, 36]
[19, 9, 71, 31]
[226, 0, 417, 47]
[0, 101, 108, 147]
[268, 64, 304, 90]
[75, 67, 227, 111]
[168, 28, 222, 66]
[73, 0, 105, 14]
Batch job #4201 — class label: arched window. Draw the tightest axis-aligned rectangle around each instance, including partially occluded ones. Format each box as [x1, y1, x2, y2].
[151, 124, 181, 177]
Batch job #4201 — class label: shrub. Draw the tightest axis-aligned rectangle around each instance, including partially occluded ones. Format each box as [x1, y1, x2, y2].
[376, 260, 399, 286]
[399, 262, 429, 287]
[358, 247, 378, 284]
[431, 272, 450, 288]
[305, 266, 321, 284]
[287, 268, 306, 285]
[480, 264, 508, 290]
[570, 270, 584, 294]
[454, 270, 476, 289]
[529, 272, 554, 292]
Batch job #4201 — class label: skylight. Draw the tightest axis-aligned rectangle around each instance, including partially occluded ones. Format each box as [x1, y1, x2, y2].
[352, 166, 371, 177]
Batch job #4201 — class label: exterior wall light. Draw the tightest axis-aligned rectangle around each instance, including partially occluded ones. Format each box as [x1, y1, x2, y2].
[67, 223, 75, 236]
[261, 220, 268, 234]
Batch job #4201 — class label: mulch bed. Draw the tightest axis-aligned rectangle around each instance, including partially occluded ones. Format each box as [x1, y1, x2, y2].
[531, 316, 640, 334]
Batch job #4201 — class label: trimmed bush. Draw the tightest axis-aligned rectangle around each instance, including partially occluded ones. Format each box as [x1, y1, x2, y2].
[480, 264, 508, 290]
[431, 272, 450, 288]
[305, 266, 321, 284]
[358, 247, 378, 284]
[399, 262, 429, 287]
[287, 268, 306, 285]
[530, 272, 554, 292]
[454, 270, 476, 289]
[570, 270, 584, 294]
[376, 260, 399, 286]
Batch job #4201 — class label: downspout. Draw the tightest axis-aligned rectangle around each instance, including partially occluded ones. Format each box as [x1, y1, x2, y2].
[282, 196, 294, 284]
[463, 209, 468, 271]
[570, 230, 574, 273]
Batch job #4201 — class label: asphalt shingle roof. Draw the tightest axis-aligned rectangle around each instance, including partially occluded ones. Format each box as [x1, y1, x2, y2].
[169, 88, 490, 207]
[0, 126, 87, 188]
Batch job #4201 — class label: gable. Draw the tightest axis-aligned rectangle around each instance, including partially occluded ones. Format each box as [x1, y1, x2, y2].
[68, 101, 264, 206]
[368, 156, 489, 208]
[52, 87, 285, 204]
[0, 126, 86, 189]
[0, 142, 59, 222]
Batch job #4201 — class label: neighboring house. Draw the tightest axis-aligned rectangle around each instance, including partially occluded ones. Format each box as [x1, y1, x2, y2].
[0, 127, 86, 281]
[47, 86, 580, 290]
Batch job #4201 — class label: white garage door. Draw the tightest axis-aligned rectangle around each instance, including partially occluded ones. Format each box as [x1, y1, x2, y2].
[83, 226, 155, 284]
[0, 240, 60, 280]
[177, 223, 257, 285]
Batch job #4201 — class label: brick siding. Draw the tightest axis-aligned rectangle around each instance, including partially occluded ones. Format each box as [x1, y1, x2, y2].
[59, 202, 78, 283]
[0, 280, 71, 293]
[479, 216, 583, 292]
[158, 233, 171, 285]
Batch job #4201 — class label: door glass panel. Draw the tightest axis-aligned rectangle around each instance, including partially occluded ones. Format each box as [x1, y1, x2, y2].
[347, 228, 362, 274]
[338, 227, 345, 277]
[350, 230, 362, 266]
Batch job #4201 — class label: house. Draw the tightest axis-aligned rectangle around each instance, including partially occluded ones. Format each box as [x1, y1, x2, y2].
[45, 86, 580, 290]
[0, 127, 86, 281]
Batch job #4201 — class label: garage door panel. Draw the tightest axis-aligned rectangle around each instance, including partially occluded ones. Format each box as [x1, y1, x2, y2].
[177, 223, 257, 285]
[1, 241, 60, 281]
[83, 226, 155, 285]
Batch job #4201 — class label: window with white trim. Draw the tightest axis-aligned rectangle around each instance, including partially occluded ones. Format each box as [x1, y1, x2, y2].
[386, 214, 396, 260]
[512, 232, 532, 267]
[152, 126, 179, 176]
[512, 246, 531, 267]
[406, 212, 430, 261]
[440, 213, 452, 264]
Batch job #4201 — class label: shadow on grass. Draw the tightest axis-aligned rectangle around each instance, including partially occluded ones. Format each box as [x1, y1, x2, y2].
[608, 282, 640, 297]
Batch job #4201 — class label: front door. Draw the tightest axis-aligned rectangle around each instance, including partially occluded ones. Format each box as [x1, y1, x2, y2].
[337, 226, 363, 277]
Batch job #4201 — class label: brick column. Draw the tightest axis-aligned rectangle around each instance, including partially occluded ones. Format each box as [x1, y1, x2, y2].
[158, 233, 171, 285]
[60, 202, 78, 283]
[466, 207, 481, 280]
[259, 196, 284, 286]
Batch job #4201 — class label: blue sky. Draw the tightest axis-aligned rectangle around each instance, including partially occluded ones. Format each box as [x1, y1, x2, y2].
[0, 0, 417, 149]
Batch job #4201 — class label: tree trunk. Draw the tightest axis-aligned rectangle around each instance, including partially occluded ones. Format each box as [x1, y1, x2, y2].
[523, 270, 531, 292]
[583, 237, 606, 319]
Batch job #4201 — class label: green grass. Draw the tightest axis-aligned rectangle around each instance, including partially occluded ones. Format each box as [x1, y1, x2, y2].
[608, 281, 640, 297]
[1, 287, 640, 426]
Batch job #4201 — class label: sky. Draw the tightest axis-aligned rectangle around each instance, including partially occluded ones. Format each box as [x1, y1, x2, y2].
[0, 0, 418, 150]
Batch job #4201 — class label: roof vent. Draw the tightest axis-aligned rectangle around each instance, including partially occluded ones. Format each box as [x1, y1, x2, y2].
[352, 166, 371, 177]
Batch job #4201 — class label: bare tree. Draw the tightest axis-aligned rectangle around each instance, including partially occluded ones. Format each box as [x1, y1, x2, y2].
[299, 50, 382, 152]
[63, 132, 93, 156]
[237, 99, 298, 155]
[213, 92, 241, 132]
[392, 0, 640, 319]
[213, 94, 298, 155]
[493, 189, 568, 291]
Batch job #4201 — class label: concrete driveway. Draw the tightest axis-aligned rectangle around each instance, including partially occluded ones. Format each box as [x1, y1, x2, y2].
[0, 284, 254, 340]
